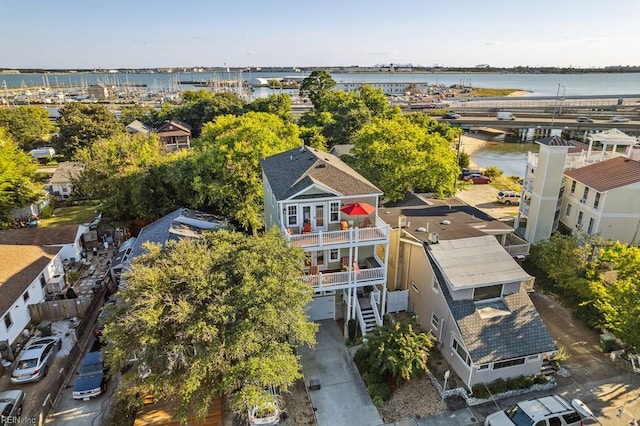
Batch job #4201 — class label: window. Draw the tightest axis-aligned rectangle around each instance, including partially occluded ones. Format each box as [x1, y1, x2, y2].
[587, 218, 594, 234]
[565, 204, 572, 217]
[548, 416, 561, 426]
[477, 364, 489, 371]
[577, 211, 583, 228]
[473, 285, 502, 301]
[452, 339, 469, 364]
[329, 249, 339, 261]
[582, 187, 589, 201]
[286, 205, 298, 226]
[570, 181, 576, 194]
[40, 274, 47, 288]
[411, 282, 419, 293]
[594, 193, 600, 209]
[23, 291, 30, 302]
[330, 202, 340, 222]
[527, 355, 539, 361]
[493, 358, 525, 369]
[62, 187, 68, 193]
[431, 313, 440, 329]
[432, 277, 439, 293]
[3, 313, 12, 330]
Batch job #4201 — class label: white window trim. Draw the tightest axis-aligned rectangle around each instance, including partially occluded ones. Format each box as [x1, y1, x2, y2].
[329, 201, 341, 223]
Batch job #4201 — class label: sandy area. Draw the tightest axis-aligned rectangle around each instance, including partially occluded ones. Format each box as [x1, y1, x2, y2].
[506, 90, 532, 97]
[458, 134, 487, 169]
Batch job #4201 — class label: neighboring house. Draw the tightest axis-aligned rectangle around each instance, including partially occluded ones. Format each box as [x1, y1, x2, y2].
[87, 84, 110, 100]
[111, 208, 228, 287]
[382, 194, 555, 389]
[260, 146, 391, 335]
[49, 162, 85, 200]
[156, 120, 192, 152]
[516, 131, 640, 244]
[0, 224, 88, 263]
[0, 245, 64, 348]
[126, 120, 152, 135]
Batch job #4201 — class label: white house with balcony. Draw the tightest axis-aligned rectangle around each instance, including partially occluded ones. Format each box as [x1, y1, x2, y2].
[516, 131, 640, 244]
[260, 146, 390, 335]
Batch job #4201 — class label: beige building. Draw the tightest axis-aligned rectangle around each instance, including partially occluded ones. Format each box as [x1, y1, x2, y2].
[87, 84, 110, 100]
[517, 130, 640, 244]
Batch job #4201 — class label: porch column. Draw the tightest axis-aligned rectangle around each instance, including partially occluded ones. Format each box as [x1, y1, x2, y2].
[381, 283, 387, 318]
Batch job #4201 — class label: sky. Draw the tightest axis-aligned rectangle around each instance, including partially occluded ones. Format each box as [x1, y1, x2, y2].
[2, 0, 639, 69]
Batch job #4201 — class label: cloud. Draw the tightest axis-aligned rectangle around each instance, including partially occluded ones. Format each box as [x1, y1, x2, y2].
[484, 41, 501, 46]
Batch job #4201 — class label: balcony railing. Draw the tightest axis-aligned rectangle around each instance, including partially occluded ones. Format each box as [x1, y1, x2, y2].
[503, 233, 530, 257]
[286, 223, 389, 249]
[300, 266, 386, 291]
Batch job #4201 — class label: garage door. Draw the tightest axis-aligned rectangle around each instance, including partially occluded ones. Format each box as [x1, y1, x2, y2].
[307, 295, 335, 321]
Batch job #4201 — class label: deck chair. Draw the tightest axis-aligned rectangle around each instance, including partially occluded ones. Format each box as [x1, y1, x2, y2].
[361, 217, 372, 228]
[302, 221, 312, 234]
[309, 265, 319, 275]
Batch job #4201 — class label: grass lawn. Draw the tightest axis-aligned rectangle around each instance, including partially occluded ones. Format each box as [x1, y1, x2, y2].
[469, 88, 520, 97]
[39, 201, 102, 227]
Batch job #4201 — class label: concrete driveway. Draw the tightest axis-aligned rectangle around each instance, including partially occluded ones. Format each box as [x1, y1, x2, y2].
[298, 320, 383, 426]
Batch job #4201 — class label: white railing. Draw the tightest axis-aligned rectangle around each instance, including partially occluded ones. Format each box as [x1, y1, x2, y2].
[354, 297, 367, 337]
[285, 223, 389, 249]
[299, 266, 386, 291]
[519, 202, 530, 217]
[370, 291, 383, 327]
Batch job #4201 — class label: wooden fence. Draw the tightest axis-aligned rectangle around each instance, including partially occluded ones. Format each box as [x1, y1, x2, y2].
[28, 296, 94, 323]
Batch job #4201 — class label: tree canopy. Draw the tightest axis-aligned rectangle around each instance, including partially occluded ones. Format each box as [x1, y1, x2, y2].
[0, 106, 54, 151]
[54, 103, 125, 159]
[348, 115, 459, 201]
[196, 112, 302, 234]
[75, 132, 183, 220]
[102, 228, 317, 420]
[299, 70, 336, 107]
[244, 94, 292, 122]
[0, 129, 42, 227]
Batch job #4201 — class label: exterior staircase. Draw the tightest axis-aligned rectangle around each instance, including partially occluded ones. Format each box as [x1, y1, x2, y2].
[360, 305, 379, 334]
[541, 358, 559, 377]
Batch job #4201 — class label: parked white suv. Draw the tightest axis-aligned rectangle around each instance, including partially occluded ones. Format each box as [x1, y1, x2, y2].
[484, 395, 587, 426]
[497, 190, 521, 205]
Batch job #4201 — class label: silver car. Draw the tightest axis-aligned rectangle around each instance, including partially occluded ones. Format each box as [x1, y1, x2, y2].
[11, 336, 62, 384]
[0, 390, 25, 421]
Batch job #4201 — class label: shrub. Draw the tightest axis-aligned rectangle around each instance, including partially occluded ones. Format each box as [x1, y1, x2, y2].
[458, 151, 470, 169]
[367, 382, 391, 406]
[484, 166, 503, 178]
[471, 374, 550, 399]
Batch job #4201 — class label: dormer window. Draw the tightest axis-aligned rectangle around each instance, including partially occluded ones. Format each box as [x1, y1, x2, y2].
[473, 284, 502, 301]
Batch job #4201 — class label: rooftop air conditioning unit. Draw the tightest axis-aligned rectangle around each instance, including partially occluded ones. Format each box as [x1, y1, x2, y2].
[428, 232, 440, 244]
[399, 215, 407, 228]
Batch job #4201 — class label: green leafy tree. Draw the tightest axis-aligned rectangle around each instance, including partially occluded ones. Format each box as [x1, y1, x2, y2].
[484, 166, 503, 178]
[0, 129, 42, 227]
[529, 233, 593, 288]
[102, 228, 317, 420]
[589, 242, 640, 349]
[245, 94, 292, 121]
[119, 105, 160, 127]
[349, 116, 459, 201]
[0, 106, 55, 150]
[196, 112, 302, 234]
[54, 103, 125, 159]
[170, 92, 246, 137]
[299, 70, 336, 107]
[75, 133, 180, 220]
[458, 151, 470, 169]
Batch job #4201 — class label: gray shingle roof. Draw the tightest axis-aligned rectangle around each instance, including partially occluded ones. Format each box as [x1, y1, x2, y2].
[260, 146, 382, 201]
[427, 249, 556, 364]
[129, 208, 227, 260]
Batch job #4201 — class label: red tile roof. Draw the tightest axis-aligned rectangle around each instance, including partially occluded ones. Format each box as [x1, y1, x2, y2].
[564, 157, 640, 192]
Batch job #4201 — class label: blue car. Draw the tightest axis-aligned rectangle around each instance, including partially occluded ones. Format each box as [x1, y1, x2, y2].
[72, 352, 107, 400]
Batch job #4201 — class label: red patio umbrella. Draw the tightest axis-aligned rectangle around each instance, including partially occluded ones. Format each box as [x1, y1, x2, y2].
[340, 202, 375, 216]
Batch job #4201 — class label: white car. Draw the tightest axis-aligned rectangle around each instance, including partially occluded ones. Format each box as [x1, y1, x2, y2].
[0, 390, 25, 420]
[11, 336, 61, 384]
[610, 116, 629, 122]
[484, 395, 589, 426]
